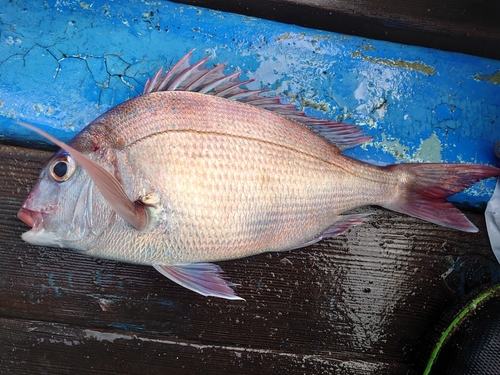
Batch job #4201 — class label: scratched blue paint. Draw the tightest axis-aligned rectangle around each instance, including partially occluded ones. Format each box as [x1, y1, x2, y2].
[0, 1, 499, 208]
[159, 299, 175, 308]
[108, 322, 145, 332]
[47, 271, 62, 298]
[95, 270, 103, 286]
[434, 103, 462, 125]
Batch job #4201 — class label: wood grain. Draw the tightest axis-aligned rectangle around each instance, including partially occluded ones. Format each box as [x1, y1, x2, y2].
[171, 0, 500, 60]
[1, 144, 499, 374]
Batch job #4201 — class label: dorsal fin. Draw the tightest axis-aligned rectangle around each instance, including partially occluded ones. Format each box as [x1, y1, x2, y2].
[143, 51, 372, 151]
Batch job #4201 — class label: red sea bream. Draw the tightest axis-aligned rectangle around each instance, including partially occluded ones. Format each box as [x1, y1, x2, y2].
[17, 52, 500, 300]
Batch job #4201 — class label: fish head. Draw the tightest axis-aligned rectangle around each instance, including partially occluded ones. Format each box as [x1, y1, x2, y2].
[18, 149, 101, 249]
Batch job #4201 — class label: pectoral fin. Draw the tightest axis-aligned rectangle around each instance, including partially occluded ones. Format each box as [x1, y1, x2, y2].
[18, 122, 146, 230]
[153, 263, 244, 300]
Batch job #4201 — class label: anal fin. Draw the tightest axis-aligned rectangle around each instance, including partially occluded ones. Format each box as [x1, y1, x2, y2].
[288, 213, 372, 250]
[321, 213, 373, 238]
[153, 263, 244, 300]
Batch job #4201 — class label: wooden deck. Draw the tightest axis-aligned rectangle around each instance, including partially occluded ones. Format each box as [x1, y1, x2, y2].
[1, 144, 499, 374]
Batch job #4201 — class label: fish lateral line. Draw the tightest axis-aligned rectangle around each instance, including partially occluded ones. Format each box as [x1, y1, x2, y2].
[126, 126, 344, 166]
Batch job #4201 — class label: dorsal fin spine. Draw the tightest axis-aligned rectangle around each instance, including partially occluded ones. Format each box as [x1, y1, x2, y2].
[166, 55, 211, 91]
[143, 51, 372, 150]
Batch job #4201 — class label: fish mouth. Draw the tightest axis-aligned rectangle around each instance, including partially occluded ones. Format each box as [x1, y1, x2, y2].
[17, 208, 44, 230]
[17, 207, 64, 248]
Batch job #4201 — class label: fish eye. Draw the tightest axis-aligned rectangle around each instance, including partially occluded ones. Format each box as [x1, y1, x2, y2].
[53, 162, 67, 177]
[49, 154, 77, 182]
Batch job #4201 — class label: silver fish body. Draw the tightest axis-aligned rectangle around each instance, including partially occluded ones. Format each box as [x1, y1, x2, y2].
[18, 53, 500, 299]
[80, 91, 391, 263]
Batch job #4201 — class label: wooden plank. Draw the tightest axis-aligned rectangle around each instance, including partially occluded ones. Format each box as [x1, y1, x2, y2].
[171, 0, 500, 60]
[1, 144, 499, 373]
[0, 318, 406, 374]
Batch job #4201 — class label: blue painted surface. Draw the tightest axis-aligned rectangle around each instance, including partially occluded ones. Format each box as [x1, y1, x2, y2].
[0, 1, 499, 207]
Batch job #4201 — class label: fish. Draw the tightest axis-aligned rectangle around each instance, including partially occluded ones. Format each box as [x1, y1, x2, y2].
[18, 51, 500, 300]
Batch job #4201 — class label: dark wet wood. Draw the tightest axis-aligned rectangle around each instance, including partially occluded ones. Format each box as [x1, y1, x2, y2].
[172, 0, 500, 60]
[1, 144, 499, 374]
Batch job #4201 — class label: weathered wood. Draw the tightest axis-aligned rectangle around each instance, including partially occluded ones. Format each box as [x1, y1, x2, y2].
[172, 0, 500, 60]
[0, 317, 406, 374]
[1, 144, 499, 374]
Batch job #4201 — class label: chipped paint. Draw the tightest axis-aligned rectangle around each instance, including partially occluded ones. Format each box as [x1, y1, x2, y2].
[474, 70, 500, 85]
[353, 67, 401, 121]
[301, 98, 331, 113]
[372, 133, 411, 161]
[372, 132, 443, 163]
[274, 31, 332, 43]
[78, 1, 92, 9]
[351, 51, 436, 75]
[413, 133, 443, 162]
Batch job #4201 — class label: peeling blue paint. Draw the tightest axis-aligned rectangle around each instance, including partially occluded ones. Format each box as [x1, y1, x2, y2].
[0, 0, 499, 208]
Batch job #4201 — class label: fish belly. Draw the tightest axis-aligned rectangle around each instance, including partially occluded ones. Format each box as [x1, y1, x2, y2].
[119, 130, 383, 264]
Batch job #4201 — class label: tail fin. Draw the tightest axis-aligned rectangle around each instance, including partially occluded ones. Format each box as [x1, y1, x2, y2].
[382, 163, 500, 232]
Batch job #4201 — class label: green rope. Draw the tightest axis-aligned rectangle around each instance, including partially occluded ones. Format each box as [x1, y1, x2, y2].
[423, 284, 500, 375]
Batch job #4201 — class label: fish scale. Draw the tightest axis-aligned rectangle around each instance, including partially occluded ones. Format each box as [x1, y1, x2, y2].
[18, 53, 500, 299]
[97, 129, 355, 264]
[75, 92, 340, 163]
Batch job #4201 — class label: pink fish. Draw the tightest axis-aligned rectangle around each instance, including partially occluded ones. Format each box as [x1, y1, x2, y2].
[18, 51, 500, 300]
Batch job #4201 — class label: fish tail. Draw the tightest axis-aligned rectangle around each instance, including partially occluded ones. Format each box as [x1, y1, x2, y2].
[382, 163, 500, 232]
